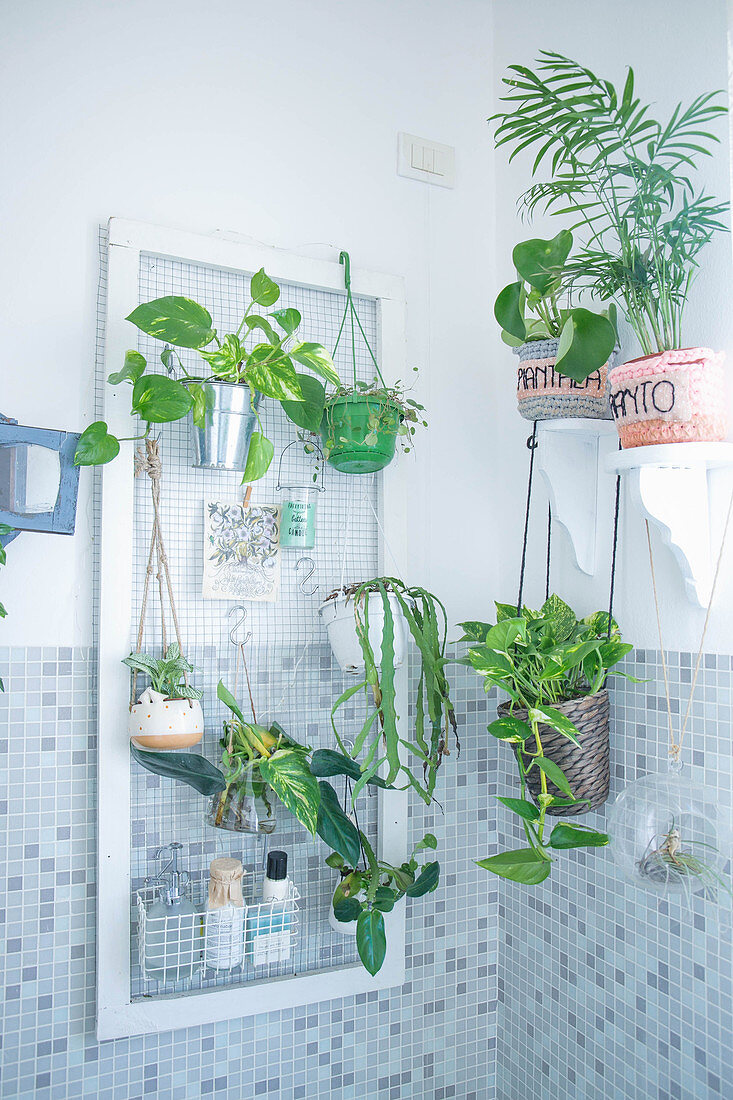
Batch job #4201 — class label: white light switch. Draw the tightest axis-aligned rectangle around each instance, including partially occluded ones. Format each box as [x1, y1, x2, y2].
[398, 132, 455, 188]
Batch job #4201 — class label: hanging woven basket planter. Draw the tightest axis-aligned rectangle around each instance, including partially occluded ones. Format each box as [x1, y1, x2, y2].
[500, 690, 610, 817]
[608, 347, 727, 448]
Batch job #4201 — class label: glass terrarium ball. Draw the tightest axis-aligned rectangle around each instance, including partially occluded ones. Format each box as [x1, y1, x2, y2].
[607, 769, 732, 903]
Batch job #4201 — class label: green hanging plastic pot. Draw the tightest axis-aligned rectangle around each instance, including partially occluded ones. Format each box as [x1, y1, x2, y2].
[320, 395, 402, 474]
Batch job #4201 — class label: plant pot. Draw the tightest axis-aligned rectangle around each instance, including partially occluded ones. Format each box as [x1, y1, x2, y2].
[499, 690, 610, 817]
[320, 395, 401, 474]
[129, 688, 204, 751]
[515, 338, 613, 421]
[318, 591, 407, 675]
[328, 882, 358, 936]
[607, 347, 727, 448]
[190, 383, 262, 470]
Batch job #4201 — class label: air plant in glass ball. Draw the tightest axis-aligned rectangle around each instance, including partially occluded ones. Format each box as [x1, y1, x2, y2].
[608, 766, 733, 906]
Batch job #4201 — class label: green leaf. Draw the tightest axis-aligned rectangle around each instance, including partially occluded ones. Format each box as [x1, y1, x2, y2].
[325, 851, 344, 870]
[528, 706, 581, 746]
[246, 349, 302, 401]
[405, 861, 440, 897]
[249, 268, 280, 307]
[513, 230, 573, 295]
[555, 308, 616, 382]
[288, 342, 341, 386]
[539, 595, 576, 643]
[485, 619, 525, 651]
[280, 374, 326, 431]
[497, 796, 540, 822]
[333, 896, 361, 923]
[476, 848, 552, 884]
[494, 281, 526, 341]
[270, 307, 301, 335]
[243, 316, 280, 346]
[316, 780, 361, 866]
[356, 908, 387, 975]
[467, 646, 514, 679]
[189, 382, 209, 429]
[217, 679, 248, 726]
[414, 833, 438, 851]
[108, 350, 146, 386]
[242, 432, 274, 482]
[487, 716, 533, 742]
[127, 296, 216, 349]
[199, 334, 244, 381]
[549, 823, 609, 849]
[74, 422, 120, 466]
[259, 748, 320, 836]
[132, 374, 193, 423]
[457, 621, 491, 643]
[535, 757, 573, 797]
[130, 744, 226, 797]
[0, 603, 6, 619]
[373, 886, 398, 913]
[309, 748, 389, 789]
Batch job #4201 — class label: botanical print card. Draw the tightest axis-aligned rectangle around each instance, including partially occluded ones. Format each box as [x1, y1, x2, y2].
[203, 500, 281, 602]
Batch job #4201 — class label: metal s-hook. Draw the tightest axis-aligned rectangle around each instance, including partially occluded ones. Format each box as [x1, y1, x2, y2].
[295, 557, 318, 596]
[228, 605, 252, 647]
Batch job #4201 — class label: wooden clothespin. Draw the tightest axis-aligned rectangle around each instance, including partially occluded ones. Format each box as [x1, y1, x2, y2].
[242, 484, 252, 509]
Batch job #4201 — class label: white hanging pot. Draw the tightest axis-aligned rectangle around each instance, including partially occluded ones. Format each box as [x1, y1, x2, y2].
[328, 883, 358, 936]
[318, 591, 407, 675]
[129, 687, 204, 751]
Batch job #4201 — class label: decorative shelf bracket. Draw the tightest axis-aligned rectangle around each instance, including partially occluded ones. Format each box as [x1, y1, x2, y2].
[535, 418, 619, 576]
[606, 442, 733, 606]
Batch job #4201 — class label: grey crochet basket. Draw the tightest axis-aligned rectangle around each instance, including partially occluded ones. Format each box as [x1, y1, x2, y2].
[515, 338, 613, 421]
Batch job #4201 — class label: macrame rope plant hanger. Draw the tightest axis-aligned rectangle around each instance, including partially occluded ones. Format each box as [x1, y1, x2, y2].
[608, 488, 733, 908]
[129, 437, 197, 709]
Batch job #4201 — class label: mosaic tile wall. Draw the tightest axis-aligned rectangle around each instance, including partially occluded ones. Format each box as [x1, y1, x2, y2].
[495, 649, 733, 1100]
[0, 644, 499, 1099]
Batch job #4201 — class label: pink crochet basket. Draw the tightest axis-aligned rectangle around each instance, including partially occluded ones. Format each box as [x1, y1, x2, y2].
[608, 347, 727, 448]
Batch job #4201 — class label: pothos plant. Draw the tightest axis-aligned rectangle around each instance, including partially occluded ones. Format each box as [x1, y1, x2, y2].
[74, 269, 341, 481]
[495, 230, 617, 382]
[461, 595, 633, 885]
[328, 578, 458, 804]
[122, 644, 203, 700]
[492, 52, 729, 355]
[328, 831, 440, 975]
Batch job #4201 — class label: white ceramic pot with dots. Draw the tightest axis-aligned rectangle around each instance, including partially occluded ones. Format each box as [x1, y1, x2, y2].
[318, 592, 407, 676]
[129, 687, 204, 751]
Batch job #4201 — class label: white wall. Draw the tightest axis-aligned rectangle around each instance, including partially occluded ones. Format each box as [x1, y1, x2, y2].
[0, 0, 494, 646]
[490, 0, 733, 652]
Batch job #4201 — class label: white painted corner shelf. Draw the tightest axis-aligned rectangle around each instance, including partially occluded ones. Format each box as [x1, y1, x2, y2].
[606, 442, 733, 606]
[535, 418, 618, 576]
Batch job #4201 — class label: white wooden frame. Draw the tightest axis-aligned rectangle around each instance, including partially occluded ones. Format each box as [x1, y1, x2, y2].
[96, 218, 410, 1040]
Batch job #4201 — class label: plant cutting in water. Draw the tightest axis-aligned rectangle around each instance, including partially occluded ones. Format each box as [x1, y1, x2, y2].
[637, 819, 731, 903]
[122, 644, 203, 700]
[492, 53, 728, 355]
[328, 831, 440, 975]
[328, 578, 458, 804]
[74, 268, 340, 481]
[495, 229, 616, 381]
[462, 595, 634, 884]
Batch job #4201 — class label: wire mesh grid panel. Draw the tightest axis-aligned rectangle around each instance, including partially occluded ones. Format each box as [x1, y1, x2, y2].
[127, 253, 387, 1000]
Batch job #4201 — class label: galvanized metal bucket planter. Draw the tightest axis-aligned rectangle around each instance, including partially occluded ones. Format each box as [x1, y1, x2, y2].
[190, 382, 261, 471]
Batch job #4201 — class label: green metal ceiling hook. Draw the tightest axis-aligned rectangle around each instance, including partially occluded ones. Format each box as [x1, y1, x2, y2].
[339, 250, 352, 293]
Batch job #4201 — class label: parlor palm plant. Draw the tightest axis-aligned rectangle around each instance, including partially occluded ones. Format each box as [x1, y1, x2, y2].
[492, 52, 729, 355]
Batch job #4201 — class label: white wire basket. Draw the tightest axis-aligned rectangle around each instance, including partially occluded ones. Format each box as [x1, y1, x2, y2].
[136, 880, 300, 982]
